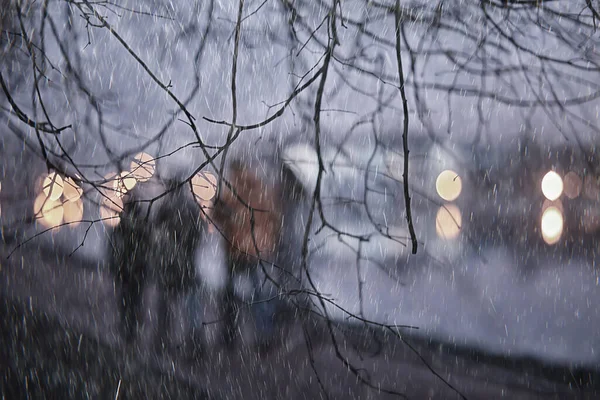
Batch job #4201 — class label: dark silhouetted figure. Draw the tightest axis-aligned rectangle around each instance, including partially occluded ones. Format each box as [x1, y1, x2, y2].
[108, 189, 150, 345]
[109, 178, 204, 353]
[147, 179, 204, 354]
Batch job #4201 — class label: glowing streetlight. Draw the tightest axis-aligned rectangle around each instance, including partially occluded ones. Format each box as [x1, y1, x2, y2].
[63, 199, 84, 227]
[541, 206, 563, 245]
[114, 171, 137, 197]
[34, 193, 64, 228]
[541, 171, 563, 201]
[63, 177, 83, 202]
[42, 172, 64, 201]
[436, 170, 462, 202]
[130, 152, 155, 182]
[436, 204, 462, 239]
[191, 171, 217, 202]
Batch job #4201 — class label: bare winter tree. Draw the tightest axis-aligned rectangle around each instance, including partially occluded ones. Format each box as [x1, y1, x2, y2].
[2, 0, 600, 398]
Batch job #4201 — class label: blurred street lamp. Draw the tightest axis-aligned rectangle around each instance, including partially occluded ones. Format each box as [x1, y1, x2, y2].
[436, 204, 462, 239]
[130, 152, 155, 182]
[541, 206, 563, 245]
[541, 171, 563, 201]
[34, 192, 64, 228]
[42, 171, 64, 201]
[436, 170, 462, 201]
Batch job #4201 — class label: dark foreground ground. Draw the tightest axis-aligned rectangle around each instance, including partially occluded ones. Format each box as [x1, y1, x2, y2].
[1, 245, 599, 399]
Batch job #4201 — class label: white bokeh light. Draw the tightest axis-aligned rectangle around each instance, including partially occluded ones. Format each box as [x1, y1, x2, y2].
[436, 170, 462, 202]
[63, 177, 83, 202]
[114, 171, 137, 197]
[541, 171, 563, 201]
[541, 206, 563, 245]
[42, 172, 64, 201]
[191, 171, 217, 202]
[63, 199, 84, 227]
[130, 152, 155, 182]
[34, 193, 64, 228]
[436, 204, 462, 239]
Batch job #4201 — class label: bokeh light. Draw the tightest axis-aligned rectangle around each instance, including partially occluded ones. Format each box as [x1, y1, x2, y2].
[114, 171, 137, 197]
[563, 171, 582, 199]
[436, 204, 462, 239]
[130, 152, 155, 182]
[34, 193, 64, 228]
[541, 171, 563, 201]
[191, 171, 217, 201]
[541, 206, 563, 245]
[42, 172, 64, 201]
[63, 199, 84, 227]
[63, 177, 83, 202]
[100, 195, 123, 227]
[436, 170, 462, 201]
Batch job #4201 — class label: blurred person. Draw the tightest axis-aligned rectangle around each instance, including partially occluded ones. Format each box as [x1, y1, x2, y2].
[147, 178, 205, 355]
[108, 185, 151, 345]
[213, 149, 308, 349]
[108, 176, 205, 355]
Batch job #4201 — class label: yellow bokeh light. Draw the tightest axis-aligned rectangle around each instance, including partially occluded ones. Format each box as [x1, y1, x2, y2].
[34, 193, 64, 228]
[130, 152, 155, 182]
[42, 172, 64, 201]
[541, 171, 563, 201]
[191, 171, 217, 201]
[114, 171, 137, 197]
[63, 177, 83, 202]
[100, 195, 123, 227]
[541, 206, 563, 245]
[563, 171, 582, 199]
[436, 170, 462, 201]
[63, 199, 84, 227]
[436, 204, 462, 239]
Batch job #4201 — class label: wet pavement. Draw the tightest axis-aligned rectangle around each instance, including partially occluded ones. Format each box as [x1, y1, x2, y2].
[1, 244, 599, 399]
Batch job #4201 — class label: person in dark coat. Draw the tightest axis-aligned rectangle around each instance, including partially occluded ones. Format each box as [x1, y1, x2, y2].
[108, 187, 151, 345]
[108, 177, 205, 353]
[147, 178, 205, 353]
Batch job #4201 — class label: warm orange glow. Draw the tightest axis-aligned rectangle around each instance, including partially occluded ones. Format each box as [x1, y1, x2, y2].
[42, 172, 64, 201]
[130, 152, 155, 182]
[100, 195, 123, 227]
[541, 171, 563, 201]
[63, 177, 83, 202]
[541, 206, 563, 245]
[436, 170, 462, 201]
[436, 204, 462, 239]
[34, 193, 64, 228]
[63, 199, 84, 227]
[191, 171, 217, 201]
[563, 171, 582, 199]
